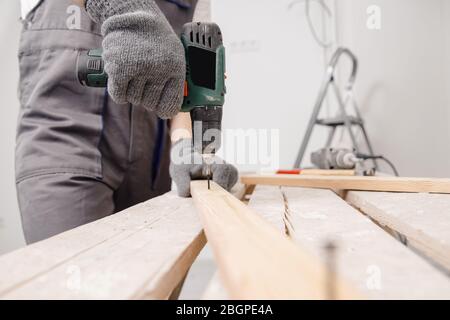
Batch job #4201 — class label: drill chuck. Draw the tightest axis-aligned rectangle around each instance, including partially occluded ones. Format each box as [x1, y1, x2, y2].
[191, 106, 223, 155]
[311, 148, 359, 170]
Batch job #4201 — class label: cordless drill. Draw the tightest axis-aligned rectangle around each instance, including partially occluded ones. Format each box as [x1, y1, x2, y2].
[76, 22, 226, 188]
[311, 148, 377, 176]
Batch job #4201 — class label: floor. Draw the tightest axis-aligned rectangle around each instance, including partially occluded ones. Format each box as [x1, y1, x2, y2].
[179, 244, 217, 299]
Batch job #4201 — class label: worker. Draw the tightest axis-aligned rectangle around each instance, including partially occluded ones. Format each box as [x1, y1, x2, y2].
[17, 0, 238, 244]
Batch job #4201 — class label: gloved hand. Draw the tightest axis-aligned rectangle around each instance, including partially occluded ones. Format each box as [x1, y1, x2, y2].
[170, 139, 239, 197]
[85, 0, 185, 119]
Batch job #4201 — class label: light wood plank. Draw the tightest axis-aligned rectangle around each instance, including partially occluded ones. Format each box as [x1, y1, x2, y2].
[201, 184, 283, 300]
[0, 192, 205, 299]
[241, 174, 450, 194]
[191, 181, 361, 300]
[346, 191, 450, 273]
[277, 169, 356, 176]
[249, 186, 450, 299]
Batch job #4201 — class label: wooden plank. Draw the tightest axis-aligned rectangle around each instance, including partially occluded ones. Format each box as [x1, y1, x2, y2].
[0, 192, 205, 299]
[201, 184, 286, 301]
[240, 174, 450, 194]
[277, 169, 356, 176]
[346, 191, 450, 273]
[248, 186, 450, 299]
[191, 181, 361, 300]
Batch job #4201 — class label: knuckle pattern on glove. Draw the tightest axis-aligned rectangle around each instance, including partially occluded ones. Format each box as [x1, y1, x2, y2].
[100, 7, 186, 118]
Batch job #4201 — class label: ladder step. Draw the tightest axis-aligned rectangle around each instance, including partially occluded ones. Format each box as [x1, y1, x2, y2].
[316, 116, 364, 127]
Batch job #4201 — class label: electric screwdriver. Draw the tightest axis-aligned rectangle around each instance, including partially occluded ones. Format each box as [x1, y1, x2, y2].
[76, 22, 226, 188]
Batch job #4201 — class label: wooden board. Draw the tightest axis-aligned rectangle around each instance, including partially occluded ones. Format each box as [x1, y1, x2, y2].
[346, 191, 450, 273]
[247, 186, 450, 299]
[202, 186, 286, 300]
[240, 174, 450, 194]
[277, 169, 356, 176]
[0, 192, 205, 299]
[191, 181, 361, 300]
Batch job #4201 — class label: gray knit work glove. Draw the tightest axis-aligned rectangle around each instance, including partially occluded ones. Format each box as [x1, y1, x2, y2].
[170, 139, 239, 197]
[85, 0, 185, 119]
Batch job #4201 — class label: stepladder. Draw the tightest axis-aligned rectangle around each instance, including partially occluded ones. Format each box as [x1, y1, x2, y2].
[294, 47, 378, 170]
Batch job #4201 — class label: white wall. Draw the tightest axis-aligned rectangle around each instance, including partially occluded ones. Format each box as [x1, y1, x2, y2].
[214, 0, 450, 177]
[445, 1, 450, 145]
[0, 1, 25, 254]
[212, 0, 333, 171]
[335, 0, 450, 177]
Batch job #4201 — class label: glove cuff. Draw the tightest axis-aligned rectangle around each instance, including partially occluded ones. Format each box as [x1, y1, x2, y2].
[86, 0, 159, 24]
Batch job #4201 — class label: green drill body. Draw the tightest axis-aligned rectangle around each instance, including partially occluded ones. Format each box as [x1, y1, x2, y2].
[77, 22, 226, 155]
[179, 22, 226, 112]
[77, 22, 226, 189]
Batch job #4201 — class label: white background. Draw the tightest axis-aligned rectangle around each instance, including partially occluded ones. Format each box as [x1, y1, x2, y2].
[1, 0, 450, 254]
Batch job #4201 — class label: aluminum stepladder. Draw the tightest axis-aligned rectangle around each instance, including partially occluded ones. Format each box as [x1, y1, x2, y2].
[294, 47, 378, 169]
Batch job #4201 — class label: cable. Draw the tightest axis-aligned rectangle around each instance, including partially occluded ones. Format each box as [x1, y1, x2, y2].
[377, 156, 400, 177]
[288, 0, 337, 116]
[305, 0, 333, 48]
[288, 0, 334, 48]
[356, 154, 400, 177]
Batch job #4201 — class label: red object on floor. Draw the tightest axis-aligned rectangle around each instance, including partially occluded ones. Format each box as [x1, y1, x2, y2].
[276, 169, 302, 175]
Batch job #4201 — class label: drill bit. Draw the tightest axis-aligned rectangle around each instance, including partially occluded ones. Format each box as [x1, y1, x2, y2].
[206, 163, 211, 190]
[203, 154, 213, 190]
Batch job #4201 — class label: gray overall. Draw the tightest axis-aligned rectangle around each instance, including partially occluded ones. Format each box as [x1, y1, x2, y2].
[16, 0, 197, 244]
